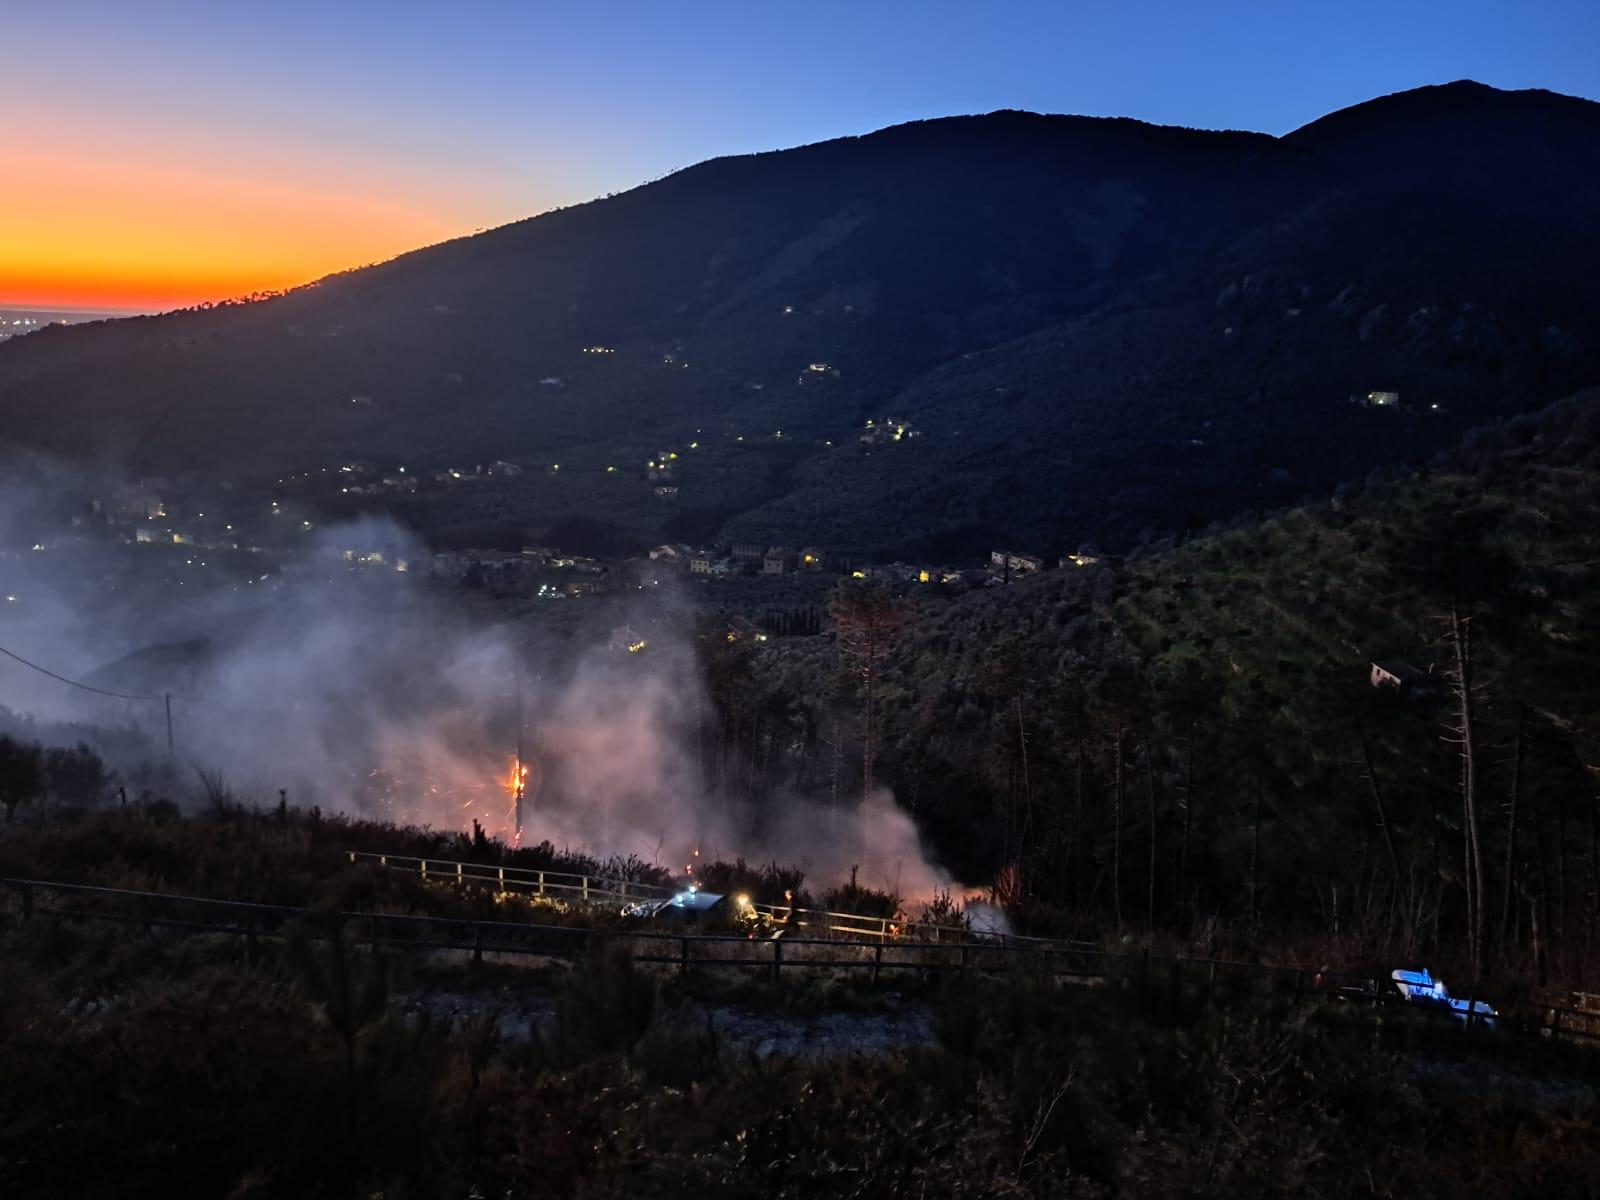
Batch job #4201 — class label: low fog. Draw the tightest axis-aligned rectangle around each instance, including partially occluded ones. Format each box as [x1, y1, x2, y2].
[0, 464, 967, 902]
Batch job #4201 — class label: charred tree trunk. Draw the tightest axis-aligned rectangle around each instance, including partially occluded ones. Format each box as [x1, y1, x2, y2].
[1074, 731, 1087, 911]
[1112, 719, 1125, 931]
[830, 719, 843, 809]
[1355, 714, 1403, 892]
[1558, 786, 1570, 945]
[1450, 604, 1486, 979]
[1588, 781, 1600, 971]
[1145, 738, 1158, 931]
[1249, 775, 1263, 933]
[1016, 695, 1034, 870]
[1500, 704, 1526, 954]
[863, 654, 877, 797]
[1534, 784, 1555, 980]
[1178, 717, 1195, 929]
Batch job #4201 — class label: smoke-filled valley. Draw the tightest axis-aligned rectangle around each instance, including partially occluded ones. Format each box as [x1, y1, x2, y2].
[0, 468, 963, 903]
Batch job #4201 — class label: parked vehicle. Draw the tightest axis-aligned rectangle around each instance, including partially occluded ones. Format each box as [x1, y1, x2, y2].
[1390, 968, 1497, 1027]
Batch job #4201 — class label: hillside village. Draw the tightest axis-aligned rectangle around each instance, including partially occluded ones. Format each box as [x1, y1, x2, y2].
[6, 456, 1102, 663]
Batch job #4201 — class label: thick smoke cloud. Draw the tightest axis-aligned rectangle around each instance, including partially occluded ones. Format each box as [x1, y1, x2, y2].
[0, 469, 966, 901]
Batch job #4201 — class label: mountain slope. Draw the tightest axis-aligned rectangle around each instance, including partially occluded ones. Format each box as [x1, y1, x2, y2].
[3, 82, 1598, 556]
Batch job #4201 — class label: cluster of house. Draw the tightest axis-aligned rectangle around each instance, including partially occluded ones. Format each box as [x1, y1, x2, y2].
[1349, 389, 1443, 414]
[640, 541, 1108, 588]
[1369, 659, 1437, 694]
[92, 479, 266, 554]
[429, 545, 611, 598]
[858, 418, 920, 446]
[797, 362, 840, 384]
[96, 479, 169, 524]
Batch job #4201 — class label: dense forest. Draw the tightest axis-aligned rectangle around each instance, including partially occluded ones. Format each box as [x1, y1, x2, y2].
[699, 388, 1600, 986]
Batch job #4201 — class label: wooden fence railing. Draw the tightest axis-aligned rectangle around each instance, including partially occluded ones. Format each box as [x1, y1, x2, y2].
[4, 876, 1597, 1045]
[345, 849, 1092, 949]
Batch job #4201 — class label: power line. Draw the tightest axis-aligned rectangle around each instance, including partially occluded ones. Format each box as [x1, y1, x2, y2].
[0, 642, 162, 702]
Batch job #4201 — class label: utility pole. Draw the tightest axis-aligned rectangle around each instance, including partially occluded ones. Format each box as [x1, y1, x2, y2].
[513, 666, 525, 841]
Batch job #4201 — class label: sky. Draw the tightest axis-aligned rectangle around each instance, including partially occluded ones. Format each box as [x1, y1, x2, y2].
[3, 0, 1596, 313]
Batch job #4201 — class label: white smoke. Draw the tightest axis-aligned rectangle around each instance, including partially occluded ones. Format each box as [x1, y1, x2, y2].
[0, 469, 963, 899]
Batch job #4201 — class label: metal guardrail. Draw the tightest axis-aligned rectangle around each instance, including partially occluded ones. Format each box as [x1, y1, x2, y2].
[3, 877, 1596, 1045]
[346, 849, 1091, 948]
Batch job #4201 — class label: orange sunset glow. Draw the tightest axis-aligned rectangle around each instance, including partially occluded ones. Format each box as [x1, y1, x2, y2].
[0, 146, 468, 312]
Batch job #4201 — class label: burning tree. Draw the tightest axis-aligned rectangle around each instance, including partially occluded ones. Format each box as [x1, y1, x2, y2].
[828, 582, 913, 798]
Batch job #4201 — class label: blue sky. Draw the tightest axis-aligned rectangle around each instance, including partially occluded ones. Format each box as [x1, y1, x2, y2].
[4, 0, 1595, 308]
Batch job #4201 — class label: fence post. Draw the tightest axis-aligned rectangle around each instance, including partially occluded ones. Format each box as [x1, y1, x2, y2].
[582, 876, 589, 903]
[772, 937, 783, 985]
[420, 860, 428, 881]
[456, 862, 463, 886]
[1464, 995, 1477, 1030]
[538, 872, 546, 897]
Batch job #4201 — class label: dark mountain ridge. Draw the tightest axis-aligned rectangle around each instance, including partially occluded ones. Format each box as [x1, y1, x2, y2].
[3, 81, 1598, 557]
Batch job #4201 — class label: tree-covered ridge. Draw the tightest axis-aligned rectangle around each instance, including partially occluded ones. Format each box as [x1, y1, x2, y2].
[3, 83, 1599, 558]
[711, 389, 1600, 984]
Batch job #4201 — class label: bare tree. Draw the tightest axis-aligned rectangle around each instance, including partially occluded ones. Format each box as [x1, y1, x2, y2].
[1446, 604, 1488, 979]
[828, 583, 912, 798]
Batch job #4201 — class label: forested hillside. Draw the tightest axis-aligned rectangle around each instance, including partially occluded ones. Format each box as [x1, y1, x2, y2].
[706, 388, 1600, 983]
